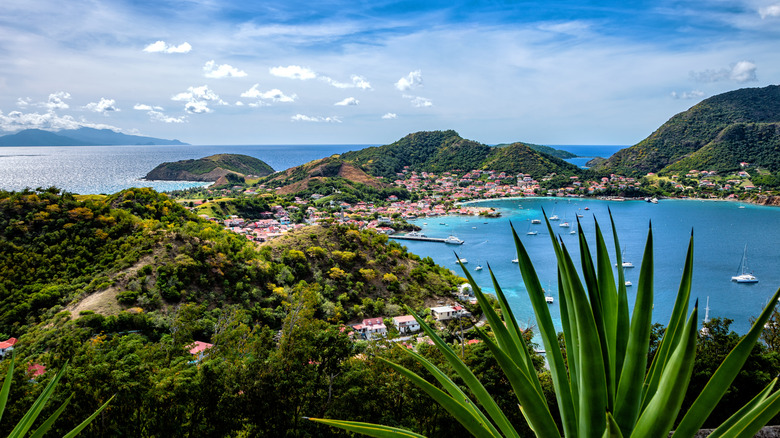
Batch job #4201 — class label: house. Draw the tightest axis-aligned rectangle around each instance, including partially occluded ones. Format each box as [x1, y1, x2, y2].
[430, 306, 459, 321]
[0, 337, 17, 358]
[27, 363, 46, 378]
[393, 315, 421, 334]
[188, 341, 213, 362]
[352, 317, 388, 340]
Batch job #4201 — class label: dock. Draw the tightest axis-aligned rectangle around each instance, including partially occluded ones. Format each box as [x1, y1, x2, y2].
[389, 235, 448, 243]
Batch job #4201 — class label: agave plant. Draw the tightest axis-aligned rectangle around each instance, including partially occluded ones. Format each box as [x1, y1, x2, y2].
[0, 353, 114, 438]
[309, 212, 780, 437]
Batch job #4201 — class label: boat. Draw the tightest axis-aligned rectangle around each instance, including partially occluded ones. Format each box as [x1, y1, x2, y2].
[615, 247, 634, 268]
[559, 221, 570, 228]
[531, 219, 542, 224]
[526, 222, 538, 235]
[475, 265, 483, 271]
[625, 281, 632, 287]
[406, 231, 426, 238]
[455, 258, 468, 264]
[650, 197, 658, 204]
[577, 213, 584, 218]
[570, 229, 576, 235]
[731, 244, 758, 283]
[701, 296, 711, 336]
[545, 295, 554, 304]
[472, 226, 477, 229]
[444, 235, 464, 245]
[511, 258, 518, 263]
[549, 215, 560, 221]
[584, 207, 590, 210]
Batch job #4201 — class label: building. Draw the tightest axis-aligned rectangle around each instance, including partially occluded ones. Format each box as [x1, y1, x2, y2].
[352, 317, 388, 340]
[0, 337, 17, 358]
[393, 315, 420, 334]
[188, 341, 213, 362]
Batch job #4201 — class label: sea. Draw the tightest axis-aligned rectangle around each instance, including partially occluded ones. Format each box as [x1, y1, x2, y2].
[0, 144, 777, 335]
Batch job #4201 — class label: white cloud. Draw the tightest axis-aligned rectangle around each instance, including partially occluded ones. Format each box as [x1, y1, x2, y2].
[240, 84, 297, 103]
[172, 85, 227, 114]
[381, 113, 398, 120]
[759, 4, 780, 18]
[395, 70, 423, 91]
[670, 90, 705, 100]
[143, 41, 192, 54]
[46, 92, 71, 110]
[16, 97, 32, 108]
[235, 101, 245, 106]
[133, 103, 164, 111]
[84, 98, 119, 114]
[403, 95, 433, 107]
[690, 61, 757, 83]
[270, 65, 317, 80]
[324, 75, 373, 90]
[203, 60, 247, 78]
[334, 97, 359, 106]
[0, 109, 121, 132]
[148, 110, 186, 123]
[730, 61, 757, 82]
[291, 114, 342, 123]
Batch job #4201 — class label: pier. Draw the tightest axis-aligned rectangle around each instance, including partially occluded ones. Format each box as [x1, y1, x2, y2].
[389, 235, 448, 243]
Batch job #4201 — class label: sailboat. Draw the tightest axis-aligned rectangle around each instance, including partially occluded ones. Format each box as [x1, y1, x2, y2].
[615, 247, 634, 268]
[731, 244, 758, 283]
[701, 297, 711, 336]
[526, 221, 538, 236]
[559, 212, 570, 228]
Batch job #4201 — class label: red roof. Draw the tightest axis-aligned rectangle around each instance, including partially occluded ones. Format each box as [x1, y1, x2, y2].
[27, 363, 46, 377]
[0, 337, 17, 349]
[188, 341, 213, 355]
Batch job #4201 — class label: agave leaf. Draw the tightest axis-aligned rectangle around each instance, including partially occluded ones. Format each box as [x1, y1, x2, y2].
[708, 378, 777, 438]
[607, 210, 630, 380]
[407, 309, 520, 438]
[511, 222, 577, 437]
[9, 362, 69, 438]
[398, 347, 503, 437]
[0, 350, 15, 423]
[28, 393, 74, 438]
[603, 412, 624, 438]
[631, 304, 698, 438]
[578, 218, 613, 412]
[594, 218, 619, 405]
[306, 418, 427, 438]
[459, 253, 537, 387]
[82, 394, 114, 431]
[474, 327, 561, 437]
[614, 224, 654, 436]
[559, 240, 608, 437]
[378, 358, 498, 438]
[643, 230, 694, 410]
[714, 389, 780, 438]
[673, 286, 780, 437]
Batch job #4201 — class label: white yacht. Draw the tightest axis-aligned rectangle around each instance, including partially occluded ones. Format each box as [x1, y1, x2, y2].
[531, 219, 542, 224]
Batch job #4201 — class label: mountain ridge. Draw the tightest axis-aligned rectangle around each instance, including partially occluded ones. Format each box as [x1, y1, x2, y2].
[0, 127, 187, 146]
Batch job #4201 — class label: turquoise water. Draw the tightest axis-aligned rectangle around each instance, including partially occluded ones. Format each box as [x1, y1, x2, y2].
[405, 197, 780, 335]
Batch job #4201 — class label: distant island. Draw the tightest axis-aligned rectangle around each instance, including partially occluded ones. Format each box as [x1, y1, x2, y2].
[0, 127, 188, 146]
[144, 153, 274, 183]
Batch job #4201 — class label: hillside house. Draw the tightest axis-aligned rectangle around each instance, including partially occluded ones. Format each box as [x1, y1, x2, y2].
[352, 317, 387, 340]
[0, 337, 16, 358]
[188, 341, 213, 363]
[393, 315, 421, 334]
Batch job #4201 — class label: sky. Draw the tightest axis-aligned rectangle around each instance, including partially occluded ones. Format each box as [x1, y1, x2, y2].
[0, 0, 779, 146]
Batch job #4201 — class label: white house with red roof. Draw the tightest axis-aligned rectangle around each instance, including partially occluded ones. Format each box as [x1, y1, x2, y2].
[352, 317, 387, 340]
[393, 315, 420, 334]
[0, 337, 17, 358]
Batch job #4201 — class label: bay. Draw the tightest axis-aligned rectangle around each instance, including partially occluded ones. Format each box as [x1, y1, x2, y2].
[0, 144, 364, 195]
[404, 197, 780, 335]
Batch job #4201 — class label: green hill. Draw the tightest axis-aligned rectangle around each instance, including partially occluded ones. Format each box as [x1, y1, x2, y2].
[594, 85, 780, 175]
[145, 153, 274, 181]
[495, 142, 577, 159]
[340, 130, 581, 179]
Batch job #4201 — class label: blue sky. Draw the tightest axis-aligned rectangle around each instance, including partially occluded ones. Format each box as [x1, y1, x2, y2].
[0, 0, 778, 145]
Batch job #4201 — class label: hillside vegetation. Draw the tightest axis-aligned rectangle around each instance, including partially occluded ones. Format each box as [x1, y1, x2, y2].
[260, 130, 583, 195]
[145, 153, 274, 181]
[595, 84, 780, 175]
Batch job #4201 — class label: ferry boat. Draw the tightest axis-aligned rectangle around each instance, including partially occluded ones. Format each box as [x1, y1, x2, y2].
[444, 235, 464, 245]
